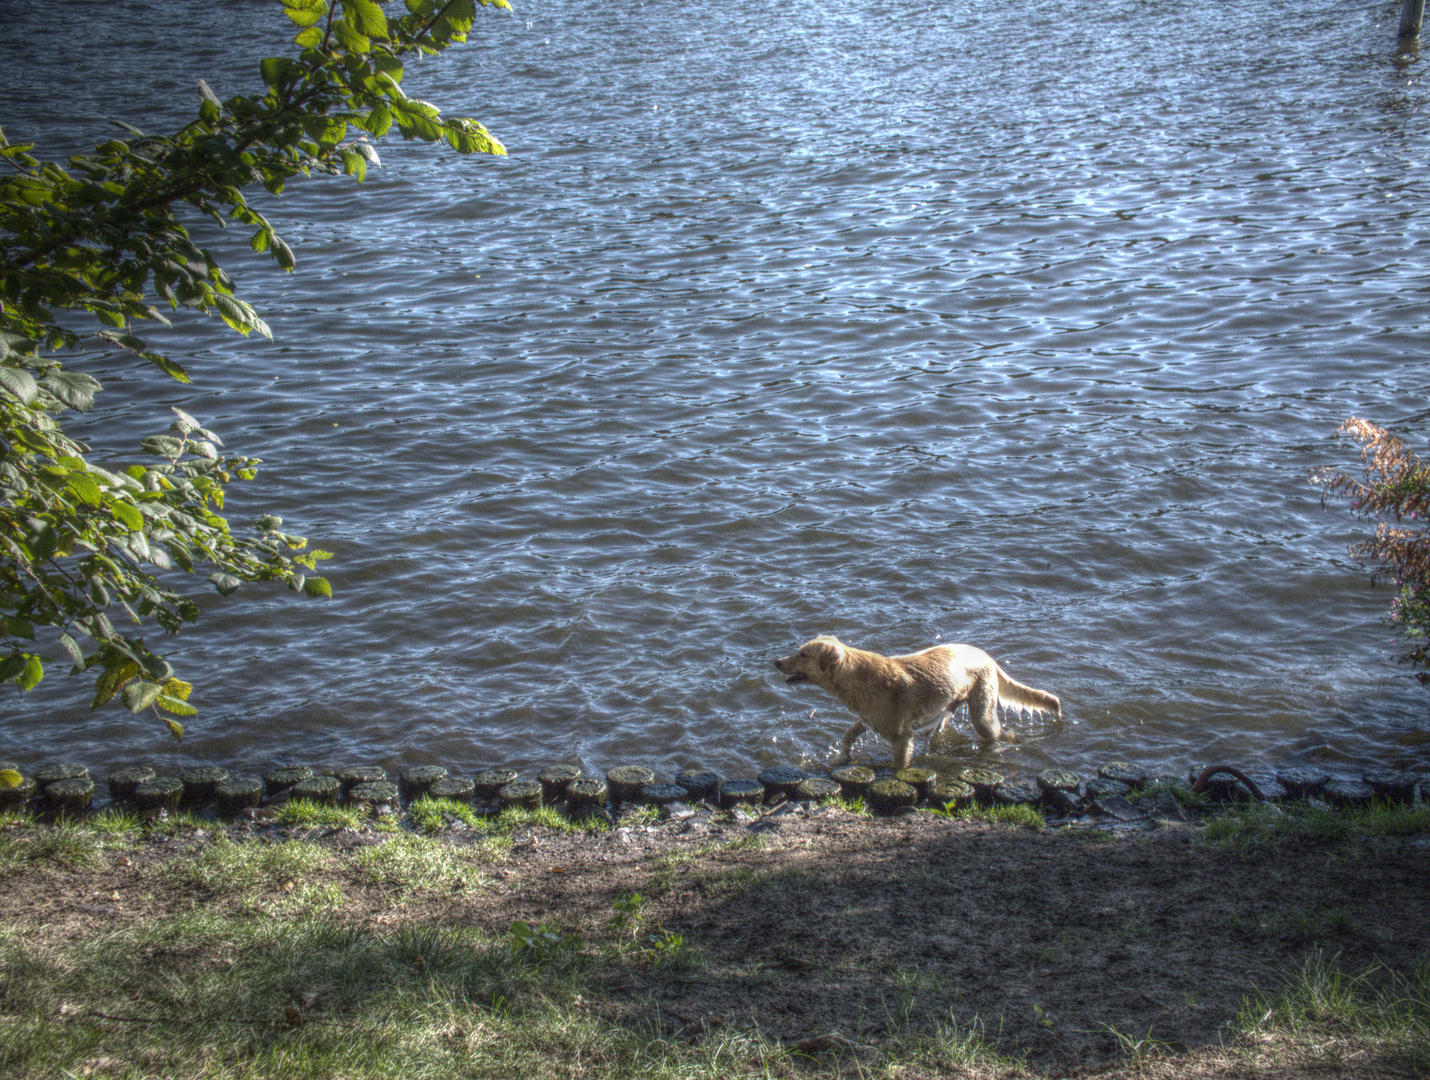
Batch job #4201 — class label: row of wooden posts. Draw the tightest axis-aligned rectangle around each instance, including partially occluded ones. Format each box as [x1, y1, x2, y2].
[3, 758, 1427, 821]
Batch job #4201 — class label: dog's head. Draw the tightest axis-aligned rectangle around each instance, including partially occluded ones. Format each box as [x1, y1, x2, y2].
[774, 636, 844, 686]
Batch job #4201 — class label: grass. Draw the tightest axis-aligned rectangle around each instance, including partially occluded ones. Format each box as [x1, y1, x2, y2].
[407, 797, 611, 837]
[351, 832, 492, 898]
[0, 799, 1426, 1078]
[936, 802, 1046, 828]
[1201, 800, 1430, 856]
[0, 876, 814, 1080]
[275, 798, 366, 829]
[1238, 950, 1430, 1073]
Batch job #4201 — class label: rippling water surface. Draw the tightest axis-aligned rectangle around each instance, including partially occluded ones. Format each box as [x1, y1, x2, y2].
[3, 0, 1429, 784]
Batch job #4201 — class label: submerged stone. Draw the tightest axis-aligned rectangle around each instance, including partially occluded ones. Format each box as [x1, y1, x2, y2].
[133, 776, 184, 812]
[0, 773, 36, 810]
[894, 768, 937, 801]
[428, 776, 476, 803]
[399, 766, 448, 802]
[263, 766, 314, 797]
[992, 780, 1040, 807]
[959, 769, 1003, 804]
[180, 767, 229, 806]
[1084, 777, 1131, 801]
[537, 765, 582, 803]
[1097, 761, 1149, 788]
[675, 769, 721, 802]
[830, 766, 875, 798]
[45, 776, 94, 815]
[472, 769, 519, 800]
[930, 779, 974, 810]
[349, 780, 400, 813]
[1275, 767, 1331, 799]
[215, 775, 264, 814]
[33, 763, 88, 793]
[717, 779, 763, 808]
[107, 767, 156, 802]
[498, 780, 543, 810]
[565, 778, 608, 813]
[1322, 779, 1375, 808]
[640, 783, 690, 807]
[1362, 769, 1419, 805]
[794, 777, 840, 803]
[1088, 793, 1143, 821]
[1036, 769, 1081, 795]
[866, 779, 918, 816]
[606, 766, 656, 805]
[758, 765, 806, 802]
[290, 775, 342, 805]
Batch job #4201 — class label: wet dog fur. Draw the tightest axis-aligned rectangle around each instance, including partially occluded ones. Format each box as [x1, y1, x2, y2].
[774, 635, 1060, 768]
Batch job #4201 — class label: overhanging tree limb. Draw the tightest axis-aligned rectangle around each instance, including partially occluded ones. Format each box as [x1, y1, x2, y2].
[0, 0, 509, 734]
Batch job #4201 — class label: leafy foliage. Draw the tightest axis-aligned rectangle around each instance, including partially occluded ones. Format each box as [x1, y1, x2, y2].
[0, 0, 508, 732]
[1316, 418, 1430, 681]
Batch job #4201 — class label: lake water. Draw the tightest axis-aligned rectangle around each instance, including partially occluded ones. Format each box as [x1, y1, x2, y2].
[2, 0, 1429, 787]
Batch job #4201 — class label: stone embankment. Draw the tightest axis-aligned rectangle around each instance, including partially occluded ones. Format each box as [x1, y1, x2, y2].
[1, 756, 1427, 824]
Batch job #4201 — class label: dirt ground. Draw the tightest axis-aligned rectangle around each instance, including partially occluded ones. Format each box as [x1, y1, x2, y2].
[5, 802, 1429, 1076]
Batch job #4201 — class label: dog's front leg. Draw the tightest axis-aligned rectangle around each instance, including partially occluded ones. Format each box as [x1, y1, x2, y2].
[834, 719, 866, 766]
[890, 736, 914, 770]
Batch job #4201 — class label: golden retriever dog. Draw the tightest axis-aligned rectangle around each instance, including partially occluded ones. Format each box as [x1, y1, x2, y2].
[774, 635, 1060, 768]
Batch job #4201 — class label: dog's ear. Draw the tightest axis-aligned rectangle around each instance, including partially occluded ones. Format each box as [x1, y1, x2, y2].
[815, 639, 843, 673]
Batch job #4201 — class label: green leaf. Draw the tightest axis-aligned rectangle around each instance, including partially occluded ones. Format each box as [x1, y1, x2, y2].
[121, 680, 164, 713]
[340, 149, 367, 181]
[208, 572, 241, 596]
[294, 24, 324, 48]
[283, 6, 326, 28]
[0, 769, 22, 790]
[361, 105, 394, 138]
[16, 654, 43, 691]
[166, 718, 185, 741]
[260, 56, 298, 86]
[109, 500, 144, 532]
[0, 367, 39, 406]
[28, 521, 58, 562]
[155, 693, 197, 717]
[44, 370, 103, 411]
[213, 294, 272, 338]
[331, 17, 371, 52]
[302, 575, 333, 598]
[342, 0, 388, 38]
[170, 406, 202, 432]
[67, 472, 102, 507]
[141, 435, 186, 458]
[58, 633, 85, 669]
[146, 353, 192, 383]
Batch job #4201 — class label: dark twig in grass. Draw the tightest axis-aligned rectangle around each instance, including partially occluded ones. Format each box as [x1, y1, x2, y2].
[83, 1009, 351, 1027]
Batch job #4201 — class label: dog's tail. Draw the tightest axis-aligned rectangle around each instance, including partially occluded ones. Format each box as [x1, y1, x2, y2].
[995, 666, 1061, 719]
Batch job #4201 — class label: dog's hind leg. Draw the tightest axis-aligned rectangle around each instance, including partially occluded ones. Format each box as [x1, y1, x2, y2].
[835, 719, 866, 766]
[966, 681, 1002, 741]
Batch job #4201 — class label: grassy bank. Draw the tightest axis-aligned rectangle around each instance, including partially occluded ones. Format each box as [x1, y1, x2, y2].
[0, 801, 1427, 1078]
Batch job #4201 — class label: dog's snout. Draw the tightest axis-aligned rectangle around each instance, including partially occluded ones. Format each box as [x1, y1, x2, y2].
[773, 657, 784, 670]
